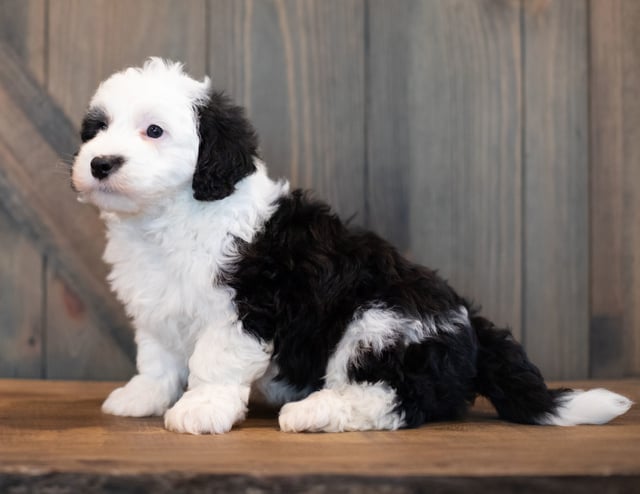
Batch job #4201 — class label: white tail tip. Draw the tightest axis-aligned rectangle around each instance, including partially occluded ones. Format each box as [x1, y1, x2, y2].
[541, 388, 633, 426]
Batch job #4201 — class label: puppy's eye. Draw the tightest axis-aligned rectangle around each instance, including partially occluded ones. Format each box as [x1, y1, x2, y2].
[146, 124, 164, 139]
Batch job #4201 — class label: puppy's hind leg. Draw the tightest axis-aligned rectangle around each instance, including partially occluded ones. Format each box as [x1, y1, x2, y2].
[279, 307, 413, 432]
[279, 383, 405, 432]
[279, 306, 477, 432]
[102, 331, 187, 417]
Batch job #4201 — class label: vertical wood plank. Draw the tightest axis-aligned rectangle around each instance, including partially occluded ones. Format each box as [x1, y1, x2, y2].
[523, 0, 589, 378]
[45, 264, 135, 380]
[0, 45, 136, 371]
[46, 0, 207, 378]
[590, 0, 640, 377]
[0, 205, 43, 378]
[48, 0, 207, 125]
[368, 0, 523, 338]
[0, 0, 46, 377]
[0, 0, 46, 82]
[208, 0, 365, 218]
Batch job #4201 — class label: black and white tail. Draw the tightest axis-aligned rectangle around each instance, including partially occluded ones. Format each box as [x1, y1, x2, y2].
[471, 315, 632, 425]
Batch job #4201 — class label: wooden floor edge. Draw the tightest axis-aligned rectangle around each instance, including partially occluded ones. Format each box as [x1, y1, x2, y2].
[1, 472, 639, 493]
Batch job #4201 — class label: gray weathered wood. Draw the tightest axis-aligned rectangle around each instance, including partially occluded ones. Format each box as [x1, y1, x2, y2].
[590, 0, 640, 377]
[0, 0, 46, 378]
[208, 0, 366, 219]
[45, 263, 135, 380]
[0, 0, 45, 83]
[0, 45, 134, 362]
[0, 205, 42, 378]
[47, 0, 207, 126]
[523, 0, 589, 379]
[368, 0, 523, 338]
[1, 0, 639, 381]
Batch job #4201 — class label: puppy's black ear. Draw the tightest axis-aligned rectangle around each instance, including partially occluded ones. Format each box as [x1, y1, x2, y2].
[193, 91, 259, 201]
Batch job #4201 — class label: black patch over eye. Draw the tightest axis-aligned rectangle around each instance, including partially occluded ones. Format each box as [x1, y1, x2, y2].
[80, 107, 109, 143]
[146, 124, 163, 138]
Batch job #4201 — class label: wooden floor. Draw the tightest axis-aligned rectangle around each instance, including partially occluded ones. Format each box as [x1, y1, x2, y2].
[1, 379, 639, 493]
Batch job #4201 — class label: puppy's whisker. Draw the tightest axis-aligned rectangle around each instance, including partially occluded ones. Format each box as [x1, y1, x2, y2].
[55, 160, 73, 169]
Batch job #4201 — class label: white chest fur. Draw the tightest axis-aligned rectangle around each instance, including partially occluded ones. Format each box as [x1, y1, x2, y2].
[101, 166, 289, 360]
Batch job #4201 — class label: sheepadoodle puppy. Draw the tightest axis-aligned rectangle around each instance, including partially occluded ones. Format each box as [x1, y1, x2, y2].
[71, 58, 632, 434]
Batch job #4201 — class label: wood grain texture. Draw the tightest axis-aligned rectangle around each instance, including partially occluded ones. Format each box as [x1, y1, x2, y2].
[0, 0, 638, 382]
[0, 379, 638, 492]
[523, 0, 589, 379]
[0, 46, 134, 364]
[0, 0, 46, 379]
[47, 0, 207, 125]
[590, 0, 640, 377]
[0, 0, 46, 83]
[368, 0, 523, 338]
[45, 265, 135, 380]
[208, 0, 365, 219]
[0, 208, 42, 378]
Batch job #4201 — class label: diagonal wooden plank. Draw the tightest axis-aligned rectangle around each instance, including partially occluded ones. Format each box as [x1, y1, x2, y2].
[0, 0, 46, 378]
[0, 203, 43, 378]
[0, 43, 135, 361]
[0, 42, 77, 161]
[45, 263, 135, 380]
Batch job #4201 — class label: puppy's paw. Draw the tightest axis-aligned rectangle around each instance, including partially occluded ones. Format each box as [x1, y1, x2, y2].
[279, 390, 344, 432]
[164, 385, 246, 434]
[102, 374, 176, 417]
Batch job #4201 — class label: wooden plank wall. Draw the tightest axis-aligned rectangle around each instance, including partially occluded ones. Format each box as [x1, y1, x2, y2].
[0, 0, 638, 381]
[0, 0, 46, 378]
[590, 0, 640, 377]
[523, 0, 589, 377]
[368, 0, 522, 343]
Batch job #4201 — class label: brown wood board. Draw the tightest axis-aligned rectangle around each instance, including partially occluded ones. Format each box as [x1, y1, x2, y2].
[0, 379, 638, 486]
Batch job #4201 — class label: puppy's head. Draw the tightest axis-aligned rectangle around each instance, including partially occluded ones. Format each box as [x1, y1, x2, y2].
[72, 58, 258, 214]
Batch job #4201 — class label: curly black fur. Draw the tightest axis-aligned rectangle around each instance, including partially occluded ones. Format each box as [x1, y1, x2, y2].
[223, 190, 567, 427]
[80, 107, 109, 143]
[193, 91, 259, 201]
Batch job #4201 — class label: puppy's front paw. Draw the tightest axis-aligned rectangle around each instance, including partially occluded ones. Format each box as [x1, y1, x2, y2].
[164, 385, 247, 434]
[102, 374, 177, 417]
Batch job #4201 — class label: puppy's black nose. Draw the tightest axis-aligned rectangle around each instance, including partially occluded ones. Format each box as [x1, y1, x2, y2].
[91, 155, 124, 180]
